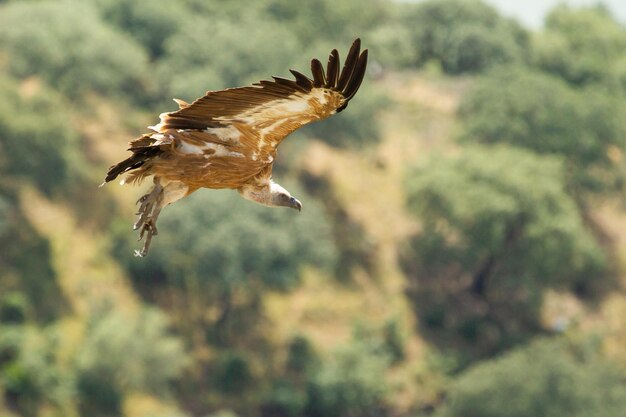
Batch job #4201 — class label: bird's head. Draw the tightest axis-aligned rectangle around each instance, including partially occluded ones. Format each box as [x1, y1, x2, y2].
[270, 182, 302, 212]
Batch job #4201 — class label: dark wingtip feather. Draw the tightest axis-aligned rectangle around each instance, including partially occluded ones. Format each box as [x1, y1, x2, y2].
[337, 39, 361, 91]
[343, 49, 368, 101]
[310, 58, 326, 88]
[283, 38, 366, 112]
[326, 49, 340, 87]
[271, 76, 307, 93]
[290, 69, 313, 89]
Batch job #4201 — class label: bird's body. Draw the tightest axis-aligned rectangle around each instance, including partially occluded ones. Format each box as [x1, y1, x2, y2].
[104, 39, 368, 256]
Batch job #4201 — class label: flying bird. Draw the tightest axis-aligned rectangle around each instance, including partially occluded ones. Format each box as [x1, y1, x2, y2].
[104, 39, 368, 257]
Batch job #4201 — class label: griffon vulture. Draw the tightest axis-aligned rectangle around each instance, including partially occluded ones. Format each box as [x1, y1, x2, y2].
[104, 39, 368, 256]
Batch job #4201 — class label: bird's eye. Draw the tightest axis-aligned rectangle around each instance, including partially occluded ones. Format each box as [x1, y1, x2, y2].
[281, 193, 290, 202]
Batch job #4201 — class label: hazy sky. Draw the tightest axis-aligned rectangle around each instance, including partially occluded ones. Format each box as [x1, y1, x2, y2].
[481, 0, 626, 28]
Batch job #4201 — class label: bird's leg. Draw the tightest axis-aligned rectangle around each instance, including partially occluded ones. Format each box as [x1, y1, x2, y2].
[133, 180, 164, 257]
[134, 182, 163, 230]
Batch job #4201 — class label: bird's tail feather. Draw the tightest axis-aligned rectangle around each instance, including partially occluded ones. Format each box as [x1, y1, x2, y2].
[104, 136, 164, 184]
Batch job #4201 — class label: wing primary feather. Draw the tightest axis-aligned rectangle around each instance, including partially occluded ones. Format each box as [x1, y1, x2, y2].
[326, 49, 340, 88]
[343, 49, 368, 100]
[147, 39, 366, 131]
[260, 79, 296, 94]
[310, 58, 326, 88]
[271, 76, 307, 93]
[336, 38, 361, 91]
[289, 69, 313, 89]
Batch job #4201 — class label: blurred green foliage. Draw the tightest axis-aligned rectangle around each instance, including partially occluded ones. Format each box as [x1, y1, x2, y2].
[399, 0, 529, 73]
[211, 351, 253, 395]
[458, 67, 626, 195]
[305, 339, 390, 417]
[0, 0, 149, 100]
[440, 338, 626, 417]
[403, 146, 605, 357]
[262, 328, 396, 417]
[1, 308, 186, 417]
[0, 76, 78, 194]
[76, 308, 187, 394]
[0, 192, 65, 322]
[0, 325, 75, 416]
[75, 307, 187, 416]
[533, 5, 626, 90]
[116, 188, 336, 292]
[298, 171, 378, 279]
[112, 188, 336, 355]
[1, 0, 626, 416]
[156, 15, 301, 99]
[93, 0, 189, 59]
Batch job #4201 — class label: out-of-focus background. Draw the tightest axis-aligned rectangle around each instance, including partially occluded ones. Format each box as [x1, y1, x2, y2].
[1, 0, 626, 416]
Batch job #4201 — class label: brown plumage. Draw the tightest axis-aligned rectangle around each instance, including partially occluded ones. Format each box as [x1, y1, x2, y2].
[104, 39, 368, 256]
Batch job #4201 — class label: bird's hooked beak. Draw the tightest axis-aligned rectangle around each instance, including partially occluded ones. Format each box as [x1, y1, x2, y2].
[289, 197, 302, 212]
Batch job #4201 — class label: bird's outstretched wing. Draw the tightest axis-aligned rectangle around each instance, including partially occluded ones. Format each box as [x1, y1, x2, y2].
[151, 39, 368, 148]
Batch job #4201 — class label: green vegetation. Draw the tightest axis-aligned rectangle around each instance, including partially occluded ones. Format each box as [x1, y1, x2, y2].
[440, 338, 626, 417]
[458, 68, 626, 195]
[0, 191, 64, 322]
[0, 75, 78, 194]
[0, 324, 75, 416]
[117, 189, 335, 290]
[75, 308, 187, 416]
[403, 146, 605, 358]
[533, 5, 626, 90]
[2, 0, 626, 416]
[305, 339, 390, 417]
[398, 0, 529, 73]
[0, 1, 149, 100]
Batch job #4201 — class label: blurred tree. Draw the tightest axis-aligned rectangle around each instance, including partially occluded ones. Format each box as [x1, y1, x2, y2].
[113, 188, 336, 342]
[92, 0, 190, 59]
[157, 14, 301, 101]
[286, 334, 319, 376]
[260, 334, 318, 417]
[260, 0, 391, 48]
[382, 318, 406, 364]
[118, 187, 335, 291]
[0, 76, 78, 194]
[0, 292, 30, 325]
[440, 338, 626, 417]
[0, 324, 76, 417]
[211, 351, 253, 395]
[402, 146, 605, 359]
[0, 0, 149, 99]
[262, 380, 307, 417]
[368, 21, 418, 69]
[458, 67, 626, 196]
[299, 171, 378, 279]
[304, 338, 391, 417]
[265, 324, 405, 417]
[400, 0, 529, 73]
[0, 191, 66, 323]
[533, 5, 626, 89]
[75, 307, 187, 416]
